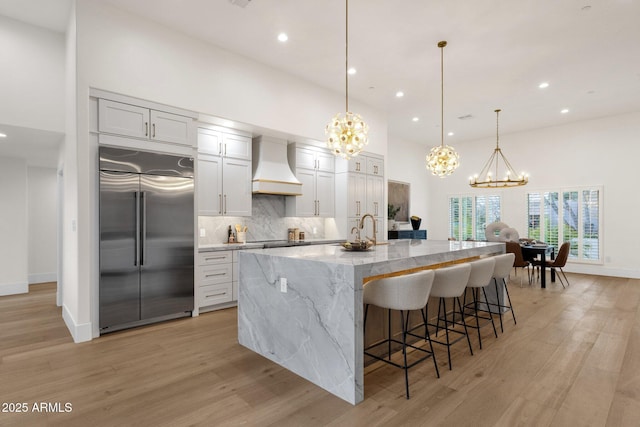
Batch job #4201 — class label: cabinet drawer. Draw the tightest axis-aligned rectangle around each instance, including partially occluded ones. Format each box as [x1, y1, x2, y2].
[199, 283, 233, 307]
[199, 251, 232, 265]
[200, 264, 233, 285]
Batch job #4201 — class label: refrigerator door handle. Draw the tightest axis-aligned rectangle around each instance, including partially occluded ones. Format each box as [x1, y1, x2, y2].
[135, 191, 140, 266]
[140, 191, 146, 266]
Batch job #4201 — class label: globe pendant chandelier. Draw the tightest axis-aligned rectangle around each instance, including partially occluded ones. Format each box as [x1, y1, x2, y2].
[426, 41, 460, 177]
[325, 0, 368, 160]
[469, 109, 528, 188]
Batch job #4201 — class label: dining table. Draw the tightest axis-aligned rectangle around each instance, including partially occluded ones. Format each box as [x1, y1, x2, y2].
[521, 243, 555, 288]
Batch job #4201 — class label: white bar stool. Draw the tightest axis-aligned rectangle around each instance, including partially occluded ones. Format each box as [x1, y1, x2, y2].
[427, 263, 473, 370]
[461, 257, 498, 350]
[363, 269, 439, 399]
[488, 253, 517, 333]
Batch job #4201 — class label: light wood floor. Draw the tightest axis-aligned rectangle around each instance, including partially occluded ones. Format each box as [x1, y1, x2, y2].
[1, 274, 639, 427]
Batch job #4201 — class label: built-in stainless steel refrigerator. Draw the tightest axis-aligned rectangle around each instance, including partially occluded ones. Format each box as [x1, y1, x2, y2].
[99, 146, 194, 333]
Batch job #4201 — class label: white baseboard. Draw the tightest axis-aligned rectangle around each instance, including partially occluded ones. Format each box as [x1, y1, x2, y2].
[565, 264, 640, 279]
[0, 281, 28, 296]
[28, 272, 57, 284]
[62, 305, 93, 343]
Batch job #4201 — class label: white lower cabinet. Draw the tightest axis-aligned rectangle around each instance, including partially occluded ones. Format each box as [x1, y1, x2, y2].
[198, 251, 237, 311]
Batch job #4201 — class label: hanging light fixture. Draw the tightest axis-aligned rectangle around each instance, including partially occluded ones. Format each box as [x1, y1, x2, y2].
[469, 109, 528, 188]
[325, 0, 368, 160]
[426, 41, 460, 177]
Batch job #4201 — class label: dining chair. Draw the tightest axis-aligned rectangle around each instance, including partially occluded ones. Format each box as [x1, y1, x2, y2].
[363, 269, 439, 399]
[505, 241, 531, 286]
[533, 242, 571, 288]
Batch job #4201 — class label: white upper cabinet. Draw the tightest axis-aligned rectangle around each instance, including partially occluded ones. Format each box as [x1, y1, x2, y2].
[98, 99, 192, 146]
[367, 175, 384, 217]
[366, 156, 384, 177]
[221, 157, 252, 216]
[197, 155, 223, 216]
[347, 173, 367, 218]
[286, 144, 336, 217]
[222, 133, 252, 160]
[197, 126, 251, 160]
[196, 126, 252, 217]
[335, 151, 385, 240]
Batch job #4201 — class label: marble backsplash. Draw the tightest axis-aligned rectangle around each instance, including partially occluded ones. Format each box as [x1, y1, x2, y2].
[198, 194, 342, 245]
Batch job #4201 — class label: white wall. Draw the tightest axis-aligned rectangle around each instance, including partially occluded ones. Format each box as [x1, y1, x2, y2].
[0, 15, 65, 132]
[27, 166, 58, 284]
[67, 0, 388, 339]
[389, 111, 640, 278]
[386, 138, 432, 231]
[0, 13, 64, 296]
[0, 157, 28, 296]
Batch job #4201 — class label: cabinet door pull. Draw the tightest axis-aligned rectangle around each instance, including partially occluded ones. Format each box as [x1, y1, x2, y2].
[204, 256, 226, 261]
[224, 194, 227, 215]
[224, 143, 227, 156]
[205, 272, 228, 278]
[219, 194, 222, 214]
[205, 292, 227, 298]
[152, 123, 156, 138]
[145, 122, 149, 137]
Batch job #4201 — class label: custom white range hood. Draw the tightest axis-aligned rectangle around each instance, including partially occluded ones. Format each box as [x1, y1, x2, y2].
[251, 136, 302, 196]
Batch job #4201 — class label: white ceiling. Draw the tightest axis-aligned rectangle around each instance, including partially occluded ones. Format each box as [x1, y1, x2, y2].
[2, 0, 640, 154]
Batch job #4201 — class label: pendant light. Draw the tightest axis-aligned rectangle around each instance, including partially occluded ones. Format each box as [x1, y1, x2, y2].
[325, 0, 368, 160]
[469, 109, 528, 188]
[426, 41, 460, 177]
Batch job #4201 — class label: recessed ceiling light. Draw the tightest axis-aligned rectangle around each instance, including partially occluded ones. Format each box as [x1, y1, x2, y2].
[347, 67, 357, 75]
[538, 82, 549, 89]
[395, 91, 404, 98]
[448, 132, 454, 136]
[561, 108, 570, 114]
[412, 117, 419, 122]
[0, 132, 6, 138]
[277, 33, 288, 42]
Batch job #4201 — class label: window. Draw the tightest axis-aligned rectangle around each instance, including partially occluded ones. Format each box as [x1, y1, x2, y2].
[449, 194, 501, 241]
[527, 187, 602, 263]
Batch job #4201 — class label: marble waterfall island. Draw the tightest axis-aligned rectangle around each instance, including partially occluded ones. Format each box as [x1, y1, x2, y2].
[237, 240, 504, 404]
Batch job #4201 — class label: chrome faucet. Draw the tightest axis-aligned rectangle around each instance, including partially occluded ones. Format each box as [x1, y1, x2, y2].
[350, 226, 361, 242]
[359, 213, 377, 246]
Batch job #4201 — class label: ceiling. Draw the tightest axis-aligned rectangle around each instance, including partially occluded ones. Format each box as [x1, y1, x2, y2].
[2, 0, 640, 154]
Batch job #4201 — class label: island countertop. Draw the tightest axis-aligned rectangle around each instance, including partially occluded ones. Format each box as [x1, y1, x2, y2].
[237, 240, 504, 405]
[241, 239, 502, 268]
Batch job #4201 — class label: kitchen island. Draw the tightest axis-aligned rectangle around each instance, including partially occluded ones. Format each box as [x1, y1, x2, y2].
[237, 240, 504, 404]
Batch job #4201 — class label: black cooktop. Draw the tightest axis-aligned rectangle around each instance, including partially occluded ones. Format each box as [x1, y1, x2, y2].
[249, 240, 311, 248]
